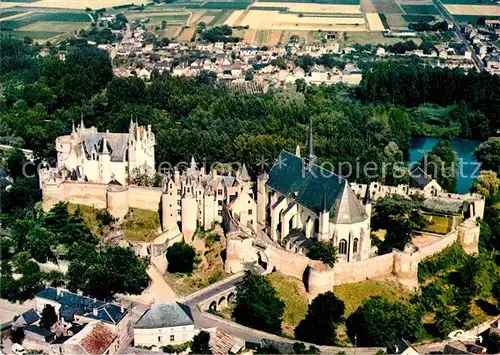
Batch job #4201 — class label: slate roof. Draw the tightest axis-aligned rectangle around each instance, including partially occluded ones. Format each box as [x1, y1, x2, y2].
[35, 287, 128, 325]
[134, 302, 193, 329]
[13, 308, 40, 326]
[422, 197, 469, 215]
[410, 166, 433, 189]
[80, 132, 129, 162]
[25, 325, 54, 338]
[267, 151, 368, 224]
[283, 229, 314, 251]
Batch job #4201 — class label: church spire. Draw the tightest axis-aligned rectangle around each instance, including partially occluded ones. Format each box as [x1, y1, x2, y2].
[102, 135, 109, 154]
[308, 117, 315, 162]
[72, 120, 76, 134]
[80, 115, 85, 131]
[304, 118, 316, 171]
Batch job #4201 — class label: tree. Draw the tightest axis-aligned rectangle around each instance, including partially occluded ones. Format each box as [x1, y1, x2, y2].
[307, 241, 337, 267]
[292, 342, 320, 354]
[420, 140, 458, 192]
[295, 291, 345, 345]
[166, 242, 196, 273]
[493, 279, 500, 308]
[346, 296, 423, 346]
[475, 138, 500, 174]
[233, 272, 285, 335]
[191, 330, 211, 354]
[161, 20, 167, 30]
[40, 304, 58, 329]
[9, 327, 25, 344]
[473, 170, 500, 198]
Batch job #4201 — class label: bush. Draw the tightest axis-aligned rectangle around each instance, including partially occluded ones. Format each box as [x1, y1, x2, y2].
[418, 242, 468, 282]
[307, 241, 337, 267]
[166, 242, 196, 273]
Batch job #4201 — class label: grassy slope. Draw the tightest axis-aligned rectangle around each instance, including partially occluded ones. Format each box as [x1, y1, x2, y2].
[266, 272, 309, 338]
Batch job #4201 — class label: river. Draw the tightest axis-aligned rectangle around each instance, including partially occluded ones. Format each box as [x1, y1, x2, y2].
[408, 136, 483, 194]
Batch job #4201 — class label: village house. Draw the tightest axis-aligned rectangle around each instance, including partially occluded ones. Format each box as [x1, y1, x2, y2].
[133, 302, 194, 349]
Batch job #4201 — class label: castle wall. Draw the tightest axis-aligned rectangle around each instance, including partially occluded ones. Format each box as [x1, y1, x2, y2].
[128, 186, 162, 211]
[333, 252, 395, 285]
[265, 244, 310, 280]
[417, 230, 458, 261]
[107, 185, 130, 219]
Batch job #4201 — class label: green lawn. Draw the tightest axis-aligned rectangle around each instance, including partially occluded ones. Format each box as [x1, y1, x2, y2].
[403, 15, 436, 23]
[2, 30, 62, 39]
[333, 279, 412, 316]
[422, 213, 451, 234]
[266, 272, 308, 337]
[122, 208, 160, 242]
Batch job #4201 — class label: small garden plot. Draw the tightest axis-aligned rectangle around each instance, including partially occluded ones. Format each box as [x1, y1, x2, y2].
[401, 4, 440, 14]
[371, 0, 403, 13]
[422, 213, 452, 235]
[121, 208, 161, 242]
[212, 9, 235, 25]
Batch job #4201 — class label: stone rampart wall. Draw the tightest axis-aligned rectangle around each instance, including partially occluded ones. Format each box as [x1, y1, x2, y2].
[265, 244, 311, 280]
[42, 181, 162, 212]
[128, 186, 162, 211]
[417, 230, 458, 261]
[333, 252, 395, 285]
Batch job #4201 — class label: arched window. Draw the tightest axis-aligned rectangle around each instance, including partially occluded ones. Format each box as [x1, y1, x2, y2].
[353, 238, 359, 253]
[339, 239, 347, 254]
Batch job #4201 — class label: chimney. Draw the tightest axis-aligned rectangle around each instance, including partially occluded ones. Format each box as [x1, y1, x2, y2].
[121, 306, 125, 313]
[93, 308, 98, 316]
[211, 169, 217, 180]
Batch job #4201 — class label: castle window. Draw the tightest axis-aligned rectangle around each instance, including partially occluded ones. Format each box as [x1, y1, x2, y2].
[248, 209, 252, 215]
[177, 189, 181, 195]
[218, 211, 222, 216]
[218, 200, 223, 206]
[353, 238, 359, 253]
[177, 201, 180, 206]
[339, 239, 347, 254]
[170, 335, 175, 342]
[218, 189, 223, 195]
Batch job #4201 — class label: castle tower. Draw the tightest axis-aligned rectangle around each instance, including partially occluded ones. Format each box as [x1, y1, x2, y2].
[181, 176, 197, 243]
[99, 135, 111, 184]
[257, 171, 269, 226]
[161, 174, 179, 232]
[318, 187, 330, 241]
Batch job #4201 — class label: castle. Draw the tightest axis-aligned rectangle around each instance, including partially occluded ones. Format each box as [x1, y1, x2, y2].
[48, 119, 155, 186]
[40, 123, 485, 298]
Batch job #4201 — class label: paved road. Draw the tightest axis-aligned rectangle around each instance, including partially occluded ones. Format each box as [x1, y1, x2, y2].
[433, 0, 484, 71]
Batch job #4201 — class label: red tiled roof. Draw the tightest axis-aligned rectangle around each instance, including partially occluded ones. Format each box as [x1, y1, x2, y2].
[80, 323, 116, 355]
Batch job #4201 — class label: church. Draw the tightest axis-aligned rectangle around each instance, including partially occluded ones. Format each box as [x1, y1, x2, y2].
[52, 119, 155, 185]
[256, 122, 372, 262]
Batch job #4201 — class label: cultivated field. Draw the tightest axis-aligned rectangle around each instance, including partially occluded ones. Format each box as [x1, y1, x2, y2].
[400, 4, 439, 14]
[365, 12, 384, 30]
[0, 10, 91, 40]
[251, 1, 362, 13]
[444, 4, 500, 15]
[0, 0, 149, 9]
[177, 26, 195, 41]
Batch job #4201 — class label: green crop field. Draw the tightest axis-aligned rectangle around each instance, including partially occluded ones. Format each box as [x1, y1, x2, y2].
[0, 12, 90, 31]
[453, 14, 500, 23]
[259, 0, 360, 3]
[401, 4, 440, 15]
[0, 30, 61, 39]
[185, 1, 251, 9]
[403, 14, 436, 22]
[441, 0, 497, 3]
[0, 11, 24, 19]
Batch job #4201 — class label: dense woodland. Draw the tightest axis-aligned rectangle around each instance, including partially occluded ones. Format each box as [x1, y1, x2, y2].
[1, 38, 499, 349]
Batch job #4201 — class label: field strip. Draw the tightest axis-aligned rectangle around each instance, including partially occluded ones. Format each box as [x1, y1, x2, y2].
[233, 9, 250, 26]
[365, 12, 384, 30]
[187, 9, 205, 24]
[224, 9, 243, 25]
[18, 20, 89, 31]
[0, 10, 33, 21]
[271, 23, 367, 30]
[0, 0, 150, 10]
[444, 4, 500, 15]
[251, 2, 361, 14]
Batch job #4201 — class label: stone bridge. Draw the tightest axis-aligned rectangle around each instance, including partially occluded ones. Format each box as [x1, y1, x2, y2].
[185, 272, 244, 312]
